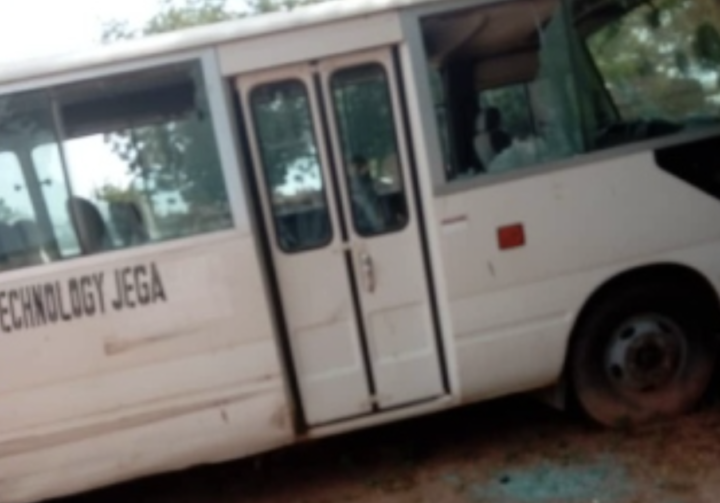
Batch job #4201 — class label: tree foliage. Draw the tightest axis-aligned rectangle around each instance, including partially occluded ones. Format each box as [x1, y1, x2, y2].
[94, 182, 145, 204]
[246, 0, 328, 14]
[102, 0, 241, 43]
[586, 0, 720, 120]
[100, 0, 335, 207]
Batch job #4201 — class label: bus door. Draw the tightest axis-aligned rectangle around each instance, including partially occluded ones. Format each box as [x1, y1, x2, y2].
[236, 47, 446, 426]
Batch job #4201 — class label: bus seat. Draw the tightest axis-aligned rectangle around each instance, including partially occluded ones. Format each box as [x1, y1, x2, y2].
[14, 219, 50, 265]
[474, 106, 512, 167]
[109, 200, 150, 247]
[67, 196, 111, 255]
[0, 222, 25, 268]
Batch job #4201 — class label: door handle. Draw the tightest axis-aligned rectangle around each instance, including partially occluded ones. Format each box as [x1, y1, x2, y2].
[359, 252, 376, 293]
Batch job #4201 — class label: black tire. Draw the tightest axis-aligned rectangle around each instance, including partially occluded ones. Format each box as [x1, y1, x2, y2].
[569, 280, 718, 427]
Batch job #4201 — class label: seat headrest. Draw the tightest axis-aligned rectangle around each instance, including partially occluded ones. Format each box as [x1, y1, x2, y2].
[67, 196, 109, 254]
[0, 222, 23, 264]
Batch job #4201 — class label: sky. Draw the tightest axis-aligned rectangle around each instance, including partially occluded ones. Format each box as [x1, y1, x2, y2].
[0, 0, 248, 64]
[0, 1, 155, 65]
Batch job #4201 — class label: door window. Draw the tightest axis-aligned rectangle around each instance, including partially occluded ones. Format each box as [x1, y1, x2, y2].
[250, 80, 333, 253]
[330, 64, 409, 237]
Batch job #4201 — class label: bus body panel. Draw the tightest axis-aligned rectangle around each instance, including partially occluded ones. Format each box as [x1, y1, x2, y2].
[217, 11, 404, 77]
[0, 233, 294, 503]
[435, 150, 720, 401]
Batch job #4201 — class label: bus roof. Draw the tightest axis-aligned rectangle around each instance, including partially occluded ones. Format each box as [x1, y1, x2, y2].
[0, 0, 438, 91]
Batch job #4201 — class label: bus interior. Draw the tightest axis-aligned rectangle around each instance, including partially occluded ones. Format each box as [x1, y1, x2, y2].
[423, 0, 719, 181]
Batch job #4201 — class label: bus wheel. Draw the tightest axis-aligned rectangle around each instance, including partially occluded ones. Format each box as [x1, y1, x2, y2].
[570, 282, 717, 428]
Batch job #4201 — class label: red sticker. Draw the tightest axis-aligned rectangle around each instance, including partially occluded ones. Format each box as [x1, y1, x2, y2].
[498, 224, 525, 250]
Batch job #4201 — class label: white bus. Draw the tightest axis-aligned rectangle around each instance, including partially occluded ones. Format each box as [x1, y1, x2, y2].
[3, 0, 720, 500]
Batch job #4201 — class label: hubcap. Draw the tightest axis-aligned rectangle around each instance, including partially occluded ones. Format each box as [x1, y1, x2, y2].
[605, 314, 687, 393]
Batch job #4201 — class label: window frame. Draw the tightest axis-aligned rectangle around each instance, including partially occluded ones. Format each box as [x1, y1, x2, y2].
[0, 48, 249, 275]
[0, 48, 247, 238]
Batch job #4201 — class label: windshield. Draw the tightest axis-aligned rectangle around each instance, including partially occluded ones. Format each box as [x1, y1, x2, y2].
[586, 0, 720, 125]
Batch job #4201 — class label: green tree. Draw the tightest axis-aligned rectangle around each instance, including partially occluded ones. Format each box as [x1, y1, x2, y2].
[586, 0, 720, 120]
[101, 0, 337, 203]
[102, 0, 241, 43]
[94, 182, 144, 204]
[246, 0, 328, 13]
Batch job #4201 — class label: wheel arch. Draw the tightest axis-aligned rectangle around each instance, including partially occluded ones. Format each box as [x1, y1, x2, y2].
[570, 263, 720, 344]
[544, 262, 720, 411]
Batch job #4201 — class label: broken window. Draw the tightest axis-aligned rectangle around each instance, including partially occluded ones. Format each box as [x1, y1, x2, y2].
[580, 0, 720, 150]
[419, 0, 720, 183]
[420, 0, 583, 180]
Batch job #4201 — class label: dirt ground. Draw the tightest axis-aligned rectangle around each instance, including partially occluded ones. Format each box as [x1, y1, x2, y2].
[54, 396, 720, 503]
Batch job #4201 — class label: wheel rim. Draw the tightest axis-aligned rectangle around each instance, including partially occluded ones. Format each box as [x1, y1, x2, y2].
[605, 314, 688, 394]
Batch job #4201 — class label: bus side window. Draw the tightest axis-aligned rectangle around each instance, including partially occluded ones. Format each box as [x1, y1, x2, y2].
[58, 60, 232, 246]
[0, 151, 54, 268]
[0, 59, 234, 273]
[420, 0, 720, 185]
[0, 152, 36, 223]
[420, 0, 584, 180]
[581, 0, 720, 149]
